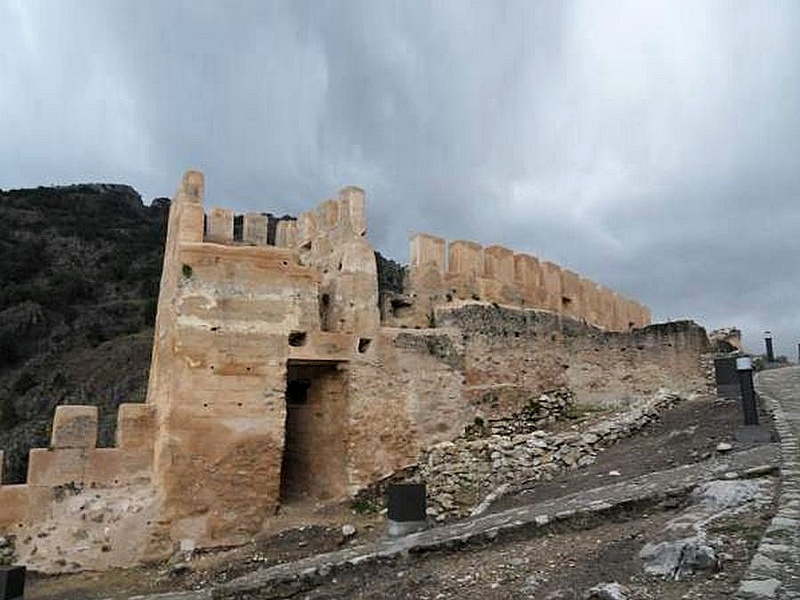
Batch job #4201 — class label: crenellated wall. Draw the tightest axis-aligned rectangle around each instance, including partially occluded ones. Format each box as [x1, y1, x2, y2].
[383, 233, 651, 331]
[0, 403, 156, 572]
[0, 170, 700, 574]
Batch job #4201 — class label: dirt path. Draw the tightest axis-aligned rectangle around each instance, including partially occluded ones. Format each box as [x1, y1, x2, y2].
[25, 394, 774, 600]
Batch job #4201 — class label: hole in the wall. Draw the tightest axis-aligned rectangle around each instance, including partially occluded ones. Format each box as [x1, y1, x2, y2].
[358, 338, 372, 353]
[320, 294, 331, 331]
[210, 326, 219, 332]
[288, 331, 308, 347]
[390, 297, 413, 319]
[562, 296, 573, 307]
[233, 215, 244, 241]
[182, 264, 193, 279]
[301, 241, 312, 251]
[282, 260, 289, 266]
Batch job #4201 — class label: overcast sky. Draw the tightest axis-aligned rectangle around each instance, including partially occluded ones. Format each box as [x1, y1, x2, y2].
[1, 0, 799, 357]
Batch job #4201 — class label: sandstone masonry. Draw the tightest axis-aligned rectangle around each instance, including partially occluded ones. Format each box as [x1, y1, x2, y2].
[0, 171, 710, 571]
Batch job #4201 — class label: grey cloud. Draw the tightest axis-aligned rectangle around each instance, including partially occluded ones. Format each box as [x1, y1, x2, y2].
[1, 0, 799, 356]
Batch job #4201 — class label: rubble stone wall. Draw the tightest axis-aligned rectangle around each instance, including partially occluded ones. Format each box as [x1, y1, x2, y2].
[436, 305, 709, 419]
[420, 390, 683, 519]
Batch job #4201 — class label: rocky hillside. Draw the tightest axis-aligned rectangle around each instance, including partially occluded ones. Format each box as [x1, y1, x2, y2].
[0, 184, 168, 483]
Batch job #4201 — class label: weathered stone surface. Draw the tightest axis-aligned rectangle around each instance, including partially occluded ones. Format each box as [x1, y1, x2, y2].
[0, 170, 708, 574]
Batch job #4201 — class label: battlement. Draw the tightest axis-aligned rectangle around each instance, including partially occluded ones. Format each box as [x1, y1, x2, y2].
[394, 233, 651, 331]
[0, 403, 155, 529]
[0, 169, 669, 574]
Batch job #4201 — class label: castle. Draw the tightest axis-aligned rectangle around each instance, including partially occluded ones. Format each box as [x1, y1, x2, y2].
[0, 171, 708, 571]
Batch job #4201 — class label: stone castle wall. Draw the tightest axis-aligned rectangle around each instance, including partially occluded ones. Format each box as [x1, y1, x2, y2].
[384, 233, 650, 331]
[0, 404, 156, 571]
[0, 170, 708, 573]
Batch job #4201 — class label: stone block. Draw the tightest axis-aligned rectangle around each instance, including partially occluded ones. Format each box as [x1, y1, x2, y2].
[116, 404, 156, 451]
[275, 220, 299, 248]
[176, 202, 205, 244]
[559, 269, 581, 318]
[51, 405, 98, 449]
[579, 278, 601, 326]
[86, 448, 151, 485]
[0, 484, 51, 530]
[297, 211, 318, 247]
[0, 486, 31, 529]
[339, 186, 366, 236]
[540, 261, 563, 313]
[181, 169, 204, 201]
[514, 253, 544, 307]
[448, 240, 483, 278]
[27, 448, 88, 485]
[242, 213, 268, 245]
[207, 207, 234, 242]
[318, 199, 340, 228]
[483, 246, 515, 285]
[410, 234, 446, 276]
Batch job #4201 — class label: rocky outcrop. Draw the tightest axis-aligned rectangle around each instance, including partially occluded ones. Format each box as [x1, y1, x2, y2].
[0, 183, 167, 483]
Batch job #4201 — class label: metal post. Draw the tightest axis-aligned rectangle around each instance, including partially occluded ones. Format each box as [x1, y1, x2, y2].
[764, 331, 774, 363]
[736, 357, 759, 426]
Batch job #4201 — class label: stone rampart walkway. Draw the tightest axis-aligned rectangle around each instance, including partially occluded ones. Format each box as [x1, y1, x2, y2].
[736, 366, 800, 599]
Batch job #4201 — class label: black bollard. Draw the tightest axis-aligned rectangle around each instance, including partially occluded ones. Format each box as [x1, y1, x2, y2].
[736, 357, 759, 426]
[387, 483, 427, 537]
[0, 565, 25, 600]
[764, 331, 774, 363]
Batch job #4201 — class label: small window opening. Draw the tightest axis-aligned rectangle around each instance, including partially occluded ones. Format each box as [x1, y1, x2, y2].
[320, 293, 331, 331]
[358, 338, 372, 353]
[288, 331, 307, 347]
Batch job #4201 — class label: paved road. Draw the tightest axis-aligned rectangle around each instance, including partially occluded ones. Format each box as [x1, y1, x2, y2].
[736, 366, 800, 599]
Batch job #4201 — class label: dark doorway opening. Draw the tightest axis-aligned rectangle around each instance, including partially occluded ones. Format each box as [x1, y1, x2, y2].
[280, 362, 347, 504]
